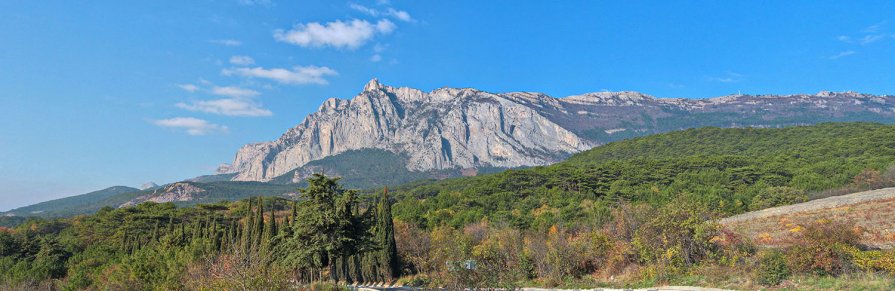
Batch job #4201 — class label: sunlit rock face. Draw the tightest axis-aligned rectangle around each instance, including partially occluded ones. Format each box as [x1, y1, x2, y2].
[229, 79, 895, 182]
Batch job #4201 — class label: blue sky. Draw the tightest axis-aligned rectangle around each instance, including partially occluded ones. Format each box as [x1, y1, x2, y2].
[1, 0, 894, 210]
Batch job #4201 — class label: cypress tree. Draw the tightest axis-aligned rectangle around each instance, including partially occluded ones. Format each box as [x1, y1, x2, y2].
[268, 205, 278, 241]
[229, 220, 238, 251]
[375, 187, 400, 280]
[243, 198, 255, 253]
[254, 198, 265, 247]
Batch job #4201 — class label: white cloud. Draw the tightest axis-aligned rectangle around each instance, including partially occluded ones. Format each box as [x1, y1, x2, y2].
[153, 117, 228, 135]
[836, 35, 851, 43]
[211, 39, 242, 46]
[223, 65, 338, 85]
[830, 50, 856, 59]
[176, 98, 272, 117]
[385, 8, 413, 22]
[229, 55, 255, 66]
[349, 3, 378, 16]
[178, 84, 199, 92]
[273, 19, 395, 49]
[370, 54, 382, 62]
[376, 19, 396, 33]
[708, 71, 744, 83]
[349, 4, 413, 22]
[211, 86, 260, 98]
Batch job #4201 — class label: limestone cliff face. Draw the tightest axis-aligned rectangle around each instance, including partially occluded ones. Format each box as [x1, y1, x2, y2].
[231, 79, 592, 181]
[230, 79, 895, 182]
[120, 182, 205, 207]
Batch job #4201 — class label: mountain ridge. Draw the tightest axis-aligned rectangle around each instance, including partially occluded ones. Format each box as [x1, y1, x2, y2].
[226, 79, 895, 182]
[1, 186, 139, 217]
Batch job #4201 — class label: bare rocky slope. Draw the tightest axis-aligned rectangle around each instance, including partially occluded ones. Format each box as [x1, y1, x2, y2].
[227, 79, 895, 182]
[721, 187, 895, 249]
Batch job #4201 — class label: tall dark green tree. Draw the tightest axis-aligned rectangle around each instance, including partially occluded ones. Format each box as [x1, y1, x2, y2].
[283, 173, 372, 282]
[254, 198, 265, 248]
[242, 198, 255, 253]
[375, 186, 400, 280]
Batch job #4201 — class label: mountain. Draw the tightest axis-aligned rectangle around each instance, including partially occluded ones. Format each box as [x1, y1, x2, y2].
[1, 186, 139, 217]
[140, 182, 159, 190]
[227, 79, 895, 182]
[115, 181, 298, 208]
[266, 148, 509, 188]
[1, 181, 300, 218]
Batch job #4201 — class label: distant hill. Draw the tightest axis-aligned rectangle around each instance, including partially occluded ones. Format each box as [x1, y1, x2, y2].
[187, 173, 238, 183]
[2, 181, 300, 218]
[1, 186, 139, 217]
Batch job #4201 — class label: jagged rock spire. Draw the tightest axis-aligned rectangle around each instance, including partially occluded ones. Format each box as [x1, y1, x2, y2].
[363, 78, 382, 92]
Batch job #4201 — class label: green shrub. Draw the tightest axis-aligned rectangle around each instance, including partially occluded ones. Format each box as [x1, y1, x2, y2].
[755, 250, 790, 285]
[784, 221, 860, 276]
[851, 249, 895, 275]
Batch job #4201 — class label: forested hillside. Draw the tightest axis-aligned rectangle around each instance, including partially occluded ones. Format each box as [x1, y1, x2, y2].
[392, 123, 895, 229]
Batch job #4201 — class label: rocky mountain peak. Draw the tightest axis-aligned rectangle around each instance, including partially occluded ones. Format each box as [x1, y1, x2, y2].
[226, 80, 895, 182]
[120, 182, 205, 207]
[140, 182, 158, 190]
[363, 78, 383, 92]
[562, 91, 656, 105]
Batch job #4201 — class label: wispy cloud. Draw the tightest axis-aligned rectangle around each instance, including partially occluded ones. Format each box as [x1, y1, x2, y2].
[222, 65, 338, 85]
[273, 19, 395, 49]
[384, 8, 413, 22]
[667, 83, 685, 89]
[178, 84, 199, 92]
[859, 34, 886, 45]
[349, 4, 413, 22]
[229, 55, 255, 66]
[708, 71, 744, 83]
[211, 86, 260, 98]
[830, 50, 856, 60]
[237, 0, 272, 6]
[210, 39, 242, 47]
[349, 3, 378, 16]
[862, 21, 885, 33]
[176, 99, 272, 117]
[836, 21, 890, 46]
[153, 117, 228, 135]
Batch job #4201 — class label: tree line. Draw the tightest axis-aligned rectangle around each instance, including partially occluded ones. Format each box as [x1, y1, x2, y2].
[0, 174, 400, 289]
